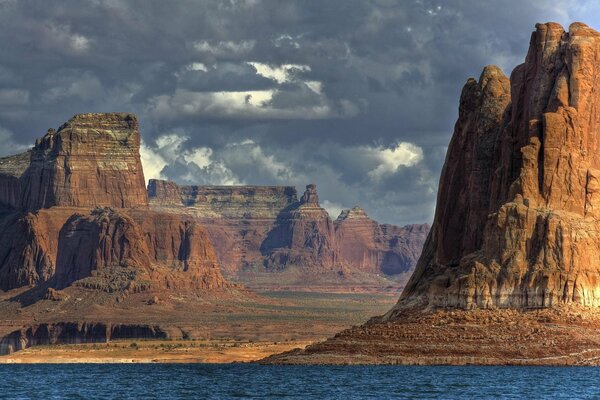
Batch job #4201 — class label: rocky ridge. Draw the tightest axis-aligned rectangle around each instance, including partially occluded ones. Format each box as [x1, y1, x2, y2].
[264, 22, 600, 365]
[148, 180, 429, 285]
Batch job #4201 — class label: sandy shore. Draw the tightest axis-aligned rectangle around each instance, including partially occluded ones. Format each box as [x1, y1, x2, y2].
[0, 339, 313, 364]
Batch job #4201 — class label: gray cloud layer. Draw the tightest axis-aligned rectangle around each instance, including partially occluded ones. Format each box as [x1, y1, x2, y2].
[0, 0, 592, 224]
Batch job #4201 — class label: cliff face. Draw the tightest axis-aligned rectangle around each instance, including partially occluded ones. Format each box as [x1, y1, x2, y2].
[148, 179, 298, 218]
[0, 113, 148, 211]
[261, 184, 338, 270]
[335, 207, 429, 275]
[149, 180, 428, 281]
[395, 22, 600, 312]
[55, 207, 228, 290]
[0, 113, 228, 293]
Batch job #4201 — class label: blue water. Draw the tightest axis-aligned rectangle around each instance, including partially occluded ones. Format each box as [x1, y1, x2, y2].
[1, 364, 598, 399]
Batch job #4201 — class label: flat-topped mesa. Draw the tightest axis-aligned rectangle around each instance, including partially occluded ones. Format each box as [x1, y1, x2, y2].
[148, 179, 297, 219]
[0, 113, 148, 211]
[391, 22, 600, 313]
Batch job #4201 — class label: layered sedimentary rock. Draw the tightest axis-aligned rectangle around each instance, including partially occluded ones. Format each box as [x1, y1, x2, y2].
[148, 179, 297, 218]
[0, 113, 228, 292]
[149, 180, 299, 274]
[261, 184, 338, 270]
[335, 207, 429, 275]
[0, 209, 74, 291]
[0, 322, 169, 355]
[149, 179, 428, 279]
[394, 22, 600, 312]
[265, 22, 600, 366]
[0, 113, 147, 211]
[54, 207, 228, 290]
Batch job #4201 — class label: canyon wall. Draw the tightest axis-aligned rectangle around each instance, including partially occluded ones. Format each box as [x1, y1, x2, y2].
[149, 180, 429, 279]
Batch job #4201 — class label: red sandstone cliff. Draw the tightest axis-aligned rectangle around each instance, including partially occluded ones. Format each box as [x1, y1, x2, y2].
[0, 113, 228, 292]
[149, 180, 429, 283]
[261, 184, 338, 270]
[393, 22, 600, 312]
[0, 113, 147, 211]
[335, 207, 429, 275]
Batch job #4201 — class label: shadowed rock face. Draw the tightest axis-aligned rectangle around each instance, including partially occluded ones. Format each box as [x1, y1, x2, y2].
[0, 113, 148, 211]
[261, 184, 338, 270]
[393, 22, 600, 313]
[55, 207, 228, 291]
[0, 322, 169, 355]
[149, 180, 429, 279]
[335, 207, 430, 275]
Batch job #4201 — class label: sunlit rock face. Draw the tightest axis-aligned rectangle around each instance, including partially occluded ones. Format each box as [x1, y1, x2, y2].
[149, 181, 429, 279]
[393, 22, 600, 312]
[0, 113, 229, 292]
[335, 206, 429, 275]
[0, 113, 148, 211]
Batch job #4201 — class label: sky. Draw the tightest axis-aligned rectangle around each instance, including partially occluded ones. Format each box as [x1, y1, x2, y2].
[0, 0, 598, 225]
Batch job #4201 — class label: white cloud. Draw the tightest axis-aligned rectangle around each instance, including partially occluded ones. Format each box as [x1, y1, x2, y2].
[139, 140, 168, 184]
[248, 62, 311, 84]
[223, 139, 294, 182]
[193, 40, 255, 56]
[185, 62, 208, 72]
[183, 147, 212, 168]
[0, 126, 28, 157]
[321, 200, 346, 219]
[146, 88, 345, 120]
[366, 142, 424, 179]
[41, 71, 104, 103]
[44, 24, 91, 53]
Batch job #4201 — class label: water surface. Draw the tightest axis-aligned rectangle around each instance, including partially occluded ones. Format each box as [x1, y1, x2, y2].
[1, 364, 597, 399]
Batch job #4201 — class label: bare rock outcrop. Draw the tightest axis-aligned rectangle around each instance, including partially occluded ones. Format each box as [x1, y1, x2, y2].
[55, 207, 229, 290]
[0, 209, 74, 291]
[0, 113, 229, 293]
[393, 22, 600, 312]
[261, 184, 338, 270]
[0, 113, 148, 211]
[149, 180, 429, 281]
[335, 207, 429, 275]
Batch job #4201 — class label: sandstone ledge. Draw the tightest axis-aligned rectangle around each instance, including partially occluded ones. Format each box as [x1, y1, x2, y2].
[262, 307, 600, 365]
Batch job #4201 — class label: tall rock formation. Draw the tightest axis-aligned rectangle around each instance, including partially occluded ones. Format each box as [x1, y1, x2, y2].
[55, 208, 227, 290]
[0, 113, 228, 292]
[261, 184, 338, 270]
[0, 113, 148, 211]
[394, 22, 600, 312]
[335, 207, 429, 275]
[148, 179, 429, 283]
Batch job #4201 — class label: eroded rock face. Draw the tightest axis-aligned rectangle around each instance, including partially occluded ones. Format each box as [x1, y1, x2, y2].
[335, 207, 430, 275]
[0, 322, 169, 355]
[0, 113, 229, 292]
[262, 184, 338, 270]
[55, 208, 152, 287]
[0, 209, 73, 291]
[149, 180, 429, 279]
[55, 207, 228, 290]
[394, 22, 600, 312]
[0, 113, 148, 211]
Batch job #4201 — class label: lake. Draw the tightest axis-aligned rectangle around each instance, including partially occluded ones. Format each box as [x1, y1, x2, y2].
[0, 364, 597, 399]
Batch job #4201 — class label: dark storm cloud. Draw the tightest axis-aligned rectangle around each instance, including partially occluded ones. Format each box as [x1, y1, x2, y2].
[0, 0, 588, 224]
